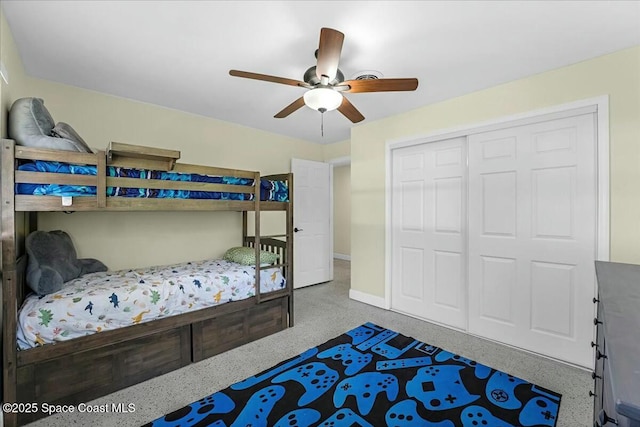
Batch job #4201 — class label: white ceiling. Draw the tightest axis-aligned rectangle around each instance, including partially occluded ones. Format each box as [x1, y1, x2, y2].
[3, 1, 639, 144]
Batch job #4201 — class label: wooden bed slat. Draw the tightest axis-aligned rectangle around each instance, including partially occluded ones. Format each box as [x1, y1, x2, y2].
[171, 163, 258, 179]
[106, 158, 258, 180]
[14, 196, 267, 212]
[106, 177, 254, 193]
[15, 146, 98, 165]
[15, 171, 98, 186]
[14, 197, 289, 212]
[262, 173, 290, 181]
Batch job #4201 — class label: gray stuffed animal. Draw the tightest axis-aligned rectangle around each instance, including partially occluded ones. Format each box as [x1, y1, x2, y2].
[9, 98, 93, 152]
[26, 230, 108, 295]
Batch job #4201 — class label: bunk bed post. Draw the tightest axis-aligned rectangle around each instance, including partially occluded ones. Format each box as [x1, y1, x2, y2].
[287, 173, 294, 327]
[96, 150, 107, 208]
[253, 172, 261, 305]
[242, 211, 248, 245]
[1, 139, 18, 427]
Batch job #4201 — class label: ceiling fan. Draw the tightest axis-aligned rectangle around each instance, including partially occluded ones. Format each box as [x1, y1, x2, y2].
[229, 27, 419, 124]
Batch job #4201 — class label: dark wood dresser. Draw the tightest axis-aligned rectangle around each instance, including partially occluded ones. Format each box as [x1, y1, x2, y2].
[593, 261, 640, 427]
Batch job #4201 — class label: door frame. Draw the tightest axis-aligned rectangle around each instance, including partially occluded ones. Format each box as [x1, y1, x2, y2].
[385, 95, 610, 313]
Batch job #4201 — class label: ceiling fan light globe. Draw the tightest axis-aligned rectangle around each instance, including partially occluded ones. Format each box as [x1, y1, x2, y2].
[303, 88, 342, 112]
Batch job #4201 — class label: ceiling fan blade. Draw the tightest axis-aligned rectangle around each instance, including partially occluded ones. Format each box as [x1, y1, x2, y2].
[274, 97, 306, 118]
[316, 28, 344, 82]
[229, 70, 308, 88]
[337, 96, 365, 123]
[338, 78, 419, 93]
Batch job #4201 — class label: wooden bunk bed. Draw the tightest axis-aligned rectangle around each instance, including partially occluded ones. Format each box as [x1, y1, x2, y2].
[0, 139, 294, 426]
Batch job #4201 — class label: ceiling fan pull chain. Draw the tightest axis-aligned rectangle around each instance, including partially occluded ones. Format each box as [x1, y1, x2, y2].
[321, 112, 324, 137]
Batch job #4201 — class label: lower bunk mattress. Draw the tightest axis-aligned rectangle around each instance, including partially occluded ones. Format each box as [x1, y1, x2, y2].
[17, 258, 285, 350]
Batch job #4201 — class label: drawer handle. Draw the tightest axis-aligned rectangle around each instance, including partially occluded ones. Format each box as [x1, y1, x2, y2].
[592, 371, 602, 380]
[596, 350, 607, 360]
[594, 318, 603, 325]
[591, 341, 599, 348]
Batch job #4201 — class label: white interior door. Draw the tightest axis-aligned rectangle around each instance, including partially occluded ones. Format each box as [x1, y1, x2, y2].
[467, 113, 597, 367]
[292, 158, 332, 288]
[391, 137, 467, 330]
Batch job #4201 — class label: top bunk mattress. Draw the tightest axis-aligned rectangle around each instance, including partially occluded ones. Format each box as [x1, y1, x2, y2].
[17, 258, 285, 350]
[16, 160, 289, 201]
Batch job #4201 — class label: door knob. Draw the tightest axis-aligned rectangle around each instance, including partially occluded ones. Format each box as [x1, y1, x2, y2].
[294, 227, 303, 233]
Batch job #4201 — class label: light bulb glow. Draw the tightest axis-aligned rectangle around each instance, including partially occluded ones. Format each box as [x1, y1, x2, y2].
[303, 88, 343, 112]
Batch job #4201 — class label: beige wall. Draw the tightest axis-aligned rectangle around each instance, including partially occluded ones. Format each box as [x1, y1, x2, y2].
[1, 9, 30, 263]
[324, 138, 351, 258]
[352, 46, 640, 299]
[333, 165, 351, 257]
[323, 138, 350, 161]
[1, 9, 28, 138]
[1, 14, 325, 271]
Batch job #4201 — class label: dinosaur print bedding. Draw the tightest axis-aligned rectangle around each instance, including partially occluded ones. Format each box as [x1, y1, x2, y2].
[17, 258, 286, 350]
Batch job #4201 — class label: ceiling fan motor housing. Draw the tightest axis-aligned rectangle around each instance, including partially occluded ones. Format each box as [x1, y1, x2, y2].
[304, 66, 345, 86]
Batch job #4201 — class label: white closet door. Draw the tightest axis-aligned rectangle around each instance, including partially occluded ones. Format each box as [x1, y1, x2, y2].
[391, 137, 467, 329]
[467, 113, 596, 367]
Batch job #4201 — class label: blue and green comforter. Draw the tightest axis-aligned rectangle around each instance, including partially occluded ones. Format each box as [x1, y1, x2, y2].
[16, 160, 288, 201]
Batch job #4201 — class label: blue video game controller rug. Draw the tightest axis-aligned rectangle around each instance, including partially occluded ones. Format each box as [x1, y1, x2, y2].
[144, 322, 561, 427]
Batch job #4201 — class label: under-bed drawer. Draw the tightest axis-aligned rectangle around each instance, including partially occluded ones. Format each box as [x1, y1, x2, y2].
[192, 296, 288, 362]
[16, 325, 190, 425]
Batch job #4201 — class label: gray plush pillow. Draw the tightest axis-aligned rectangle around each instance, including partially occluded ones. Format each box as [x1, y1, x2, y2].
[8, 98, 90, 152]
[26, 230, 108, 295]
[51, 122, 93, 153]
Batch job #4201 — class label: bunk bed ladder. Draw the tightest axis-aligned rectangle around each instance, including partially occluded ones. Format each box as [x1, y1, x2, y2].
[242, 172, 294, 327]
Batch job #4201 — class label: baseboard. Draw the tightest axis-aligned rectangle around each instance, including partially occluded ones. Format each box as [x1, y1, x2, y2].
[349, 289, 386, 309]
[333, 253, 351, 261]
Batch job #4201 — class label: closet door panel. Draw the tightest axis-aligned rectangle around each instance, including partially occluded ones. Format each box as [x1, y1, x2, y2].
[468, 114, 596, 368]
[478, 255, 517, 325]
[392, 145, 428, 317]
[391, 137, 467, 330]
